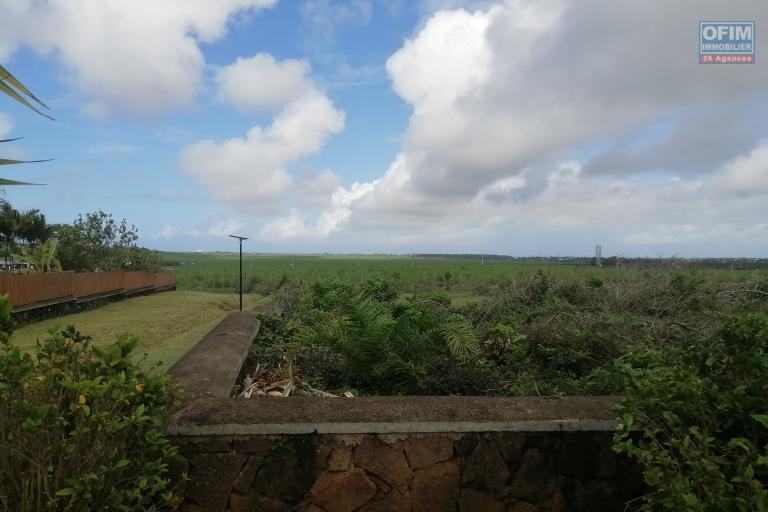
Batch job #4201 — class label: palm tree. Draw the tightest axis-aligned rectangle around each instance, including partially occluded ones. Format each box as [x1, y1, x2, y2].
[20, 238, 61, 272]
[0, 203, 51, 265]
[0, 64, 52, 185]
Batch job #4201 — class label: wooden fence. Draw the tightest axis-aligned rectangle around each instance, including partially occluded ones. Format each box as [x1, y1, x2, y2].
[0, 270, 176, 311]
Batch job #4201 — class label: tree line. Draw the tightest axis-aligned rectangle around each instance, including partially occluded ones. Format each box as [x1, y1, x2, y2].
[0, 201, 160, 273]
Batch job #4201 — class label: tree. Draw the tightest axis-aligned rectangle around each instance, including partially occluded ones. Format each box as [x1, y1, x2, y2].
[57, 210, 159, 272]
[20, 238, 62, 272]
[0, 202, 50, 264]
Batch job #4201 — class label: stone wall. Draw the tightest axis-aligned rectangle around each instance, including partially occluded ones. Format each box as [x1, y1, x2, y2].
[167, 313, 644, 512]
[171, 430, 643, 512]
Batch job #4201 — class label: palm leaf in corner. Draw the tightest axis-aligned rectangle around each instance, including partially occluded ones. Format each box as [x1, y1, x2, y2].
[0, 64, 52, 120]
[0, 65, 52, 184]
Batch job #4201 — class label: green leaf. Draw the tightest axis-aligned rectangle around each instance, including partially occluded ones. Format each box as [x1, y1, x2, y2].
[0, 158, 53, 166]
[751, 415, 768, 430]
[0, 65, 53, 120]
[55, 488, 75, 496]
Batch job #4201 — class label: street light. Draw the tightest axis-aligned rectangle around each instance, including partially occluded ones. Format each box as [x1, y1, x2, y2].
[228, 235, 248, 311]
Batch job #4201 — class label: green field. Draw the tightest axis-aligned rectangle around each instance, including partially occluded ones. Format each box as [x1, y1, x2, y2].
[164, 251, 761, 297]
[10, 290, 266, 370]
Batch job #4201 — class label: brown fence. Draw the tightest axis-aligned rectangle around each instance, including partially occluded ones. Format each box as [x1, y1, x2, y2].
[0, 270, 176, 310]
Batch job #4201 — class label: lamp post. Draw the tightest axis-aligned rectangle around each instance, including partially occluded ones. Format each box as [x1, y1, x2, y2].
[228, 235, 248, 311]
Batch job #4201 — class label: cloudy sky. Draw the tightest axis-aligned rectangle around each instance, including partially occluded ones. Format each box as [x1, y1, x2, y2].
[1, 0, 767, 257]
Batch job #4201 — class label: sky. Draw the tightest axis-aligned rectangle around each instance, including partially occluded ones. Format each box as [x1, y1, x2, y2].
[0, 0, 767, 257]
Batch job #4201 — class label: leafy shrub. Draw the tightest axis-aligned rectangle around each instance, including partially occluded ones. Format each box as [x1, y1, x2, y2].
[360, 278, 399, 303]
[610, 315, 768, 511]
[0, 308, 181, 511]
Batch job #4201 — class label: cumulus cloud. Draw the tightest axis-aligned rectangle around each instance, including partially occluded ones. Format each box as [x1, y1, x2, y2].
[179, 54, 345, 213]
[216, 54, 313, 111]
[259, 180, 376, 240]
[263, 0, 768, 255]
[713, 139, 768, 196]
[0, 0, 276, 116]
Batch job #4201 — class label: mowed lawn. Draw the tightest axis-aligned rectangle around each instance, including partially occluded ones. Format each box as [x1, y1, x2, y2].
[10, 291, 266, 371]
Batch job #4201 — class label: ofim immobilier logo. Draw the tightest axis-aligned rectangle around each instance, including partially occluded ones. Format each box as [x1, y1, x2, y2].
[700, 21, 754, 64]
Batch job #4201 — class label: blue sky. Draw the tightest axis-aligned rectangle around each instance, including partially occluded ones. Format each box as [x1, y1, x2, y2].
[1, 0, 767, 257]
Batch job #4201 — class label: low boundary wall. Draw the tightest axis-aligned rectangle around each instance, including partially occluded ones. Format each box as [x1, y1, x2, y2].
[168, 312, 644, 512]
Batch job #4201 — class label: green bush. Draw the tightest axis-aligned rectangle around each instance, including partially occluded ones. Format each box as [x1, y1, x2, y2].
[0, 300, 181, 511]
[610, 315, 768, 511]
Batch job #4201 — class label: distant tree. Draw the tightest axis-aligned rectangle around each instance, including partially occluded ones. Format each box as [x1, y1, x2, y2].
[20, 238, 62, 272]
[0, 202, 50, 263]
[57, 210, 158, 272]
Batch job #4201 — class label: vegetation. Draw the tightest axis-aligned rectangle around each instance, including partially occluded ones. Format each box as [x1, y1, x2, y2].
[10, 290, 266, 371]
[0, 63, 52, 183]
[606, 316, 768, 510]
[238, 264, 768, 509]
[55, 210, 161, 272]
[0, 202, 161, 272]
[167, 251, 768, 295]
[0, 203, 52, 264]
[0, 296, 180, 511]
[244, 267, 767, 396]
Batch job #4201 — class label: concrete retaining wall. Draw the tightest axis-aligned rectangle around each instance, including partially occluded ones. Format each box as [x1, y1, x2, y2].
[168, 313, 644, 512]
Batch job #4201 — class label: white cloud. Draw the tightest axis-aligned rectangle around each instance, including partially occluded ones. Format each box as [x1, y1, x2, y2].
[0, 0, 277, 116]
[216, 54, 313, 111]
[713, 139, 768, 196]
[157, 217, 247, 239]
[0, 112, 11, 138]
[260, 0, 768, 255]
[259, 180, 376, 239]
[180, 54, 345, 212]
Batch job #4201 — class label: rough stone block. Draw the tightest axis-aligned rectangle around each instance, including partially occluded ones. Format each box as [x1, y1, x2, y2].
[233, 455, 264, 494]
[359, 491, 412, 512]
[309, 469, 378, 512]
[461, 438, 510, 493]
[508, 449, 556, 503]
[403, 436, 454, 470]
[459, 488, 505, 512]
[253, 494, 293, 512]
[507, 501, 538, 512]
[186, 452, 247, 512]
[229, 490, 254, 512]
[455, 435, 479, 456]
[326, 447, 353, 471]
[496, 432, 527, 467]
[255, 437, 323, 504]
[232, 436, 272, 455]
[557, 433, 616, 479]
[411, 460, 459, 512]
[354, 438, 412, 493]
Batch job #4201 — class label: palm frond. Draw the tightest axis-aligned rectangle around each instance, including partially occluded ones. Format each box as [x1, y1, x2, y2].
[0, 158, 53, 166]
[0, 178, 40, 186]
[0, 64, 53, 120]
[441, 313, 480, 361]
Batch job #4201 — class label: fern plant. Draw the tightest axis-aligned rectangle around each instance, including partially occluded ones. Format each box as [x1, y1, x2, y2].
[296, 284, 482, 394]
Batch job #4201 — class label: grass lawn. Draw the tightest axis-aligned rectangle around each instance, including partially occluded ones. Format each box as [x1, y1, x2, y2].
[9, 291, 266, 371]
